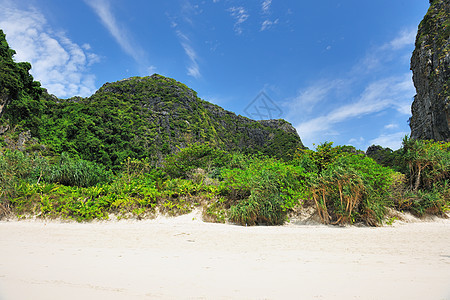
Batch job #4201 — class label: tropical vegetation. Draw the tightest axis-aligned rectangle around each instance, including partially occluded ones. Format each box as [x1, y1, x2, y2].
[1, 29, 449, 226]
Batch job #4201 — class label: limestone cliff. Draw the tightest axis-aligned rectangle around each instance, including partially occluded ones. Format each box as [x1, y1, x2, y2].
[410, 0, 450, 141]
[1, 28, 303, 165]
[79, 75, 304, 164]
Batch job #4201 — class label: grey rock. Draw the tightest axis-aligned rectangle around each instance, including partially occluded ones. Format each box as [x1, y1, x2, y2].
[410, 0, 450, 141]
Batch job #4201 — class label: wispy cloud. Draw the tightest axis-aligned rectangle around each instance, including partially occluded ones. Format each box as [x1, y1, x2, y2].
[383, 29, 416, 50]
[260, 19, 278, 31]
[286, 29, 417, 149]
[85, 0, 154, 72]
[384, 123, 399, 130]
[260, 0, 279, 31]
[295, 74, 414, 145]
[286, 79, 345, 115]
[176, 30, 201, 79]
[369, 131, 409, 150]
[356, 28, 417, 74]
[228, 6, 249, 35]
[169, 1, 202, 79]
[0, 1, 99, 97]
[261, 0, 272, 14]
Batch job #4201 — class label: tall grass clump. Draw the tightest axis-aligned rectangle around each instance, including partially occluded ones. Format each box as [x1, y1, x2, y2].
[45, 152, 113, 187]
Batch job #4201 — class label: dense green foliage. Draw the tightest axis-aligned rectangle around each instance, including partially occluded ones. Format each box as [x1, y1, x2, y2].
[366, 145, 406, 173]
[1, 138, 449, 225]
[294, 143, 394, 225]
[401, 136, 450, 191]
[0, 30, 44, 133]
[367, 138, 450, 217]
[163, 143, 231, 178]
[0, 28, 448, 226]
[3, 74, 301, 169]
[224, 156, 307, 225]
[417, 0, 450, 49]
[5, 74, 303, 169]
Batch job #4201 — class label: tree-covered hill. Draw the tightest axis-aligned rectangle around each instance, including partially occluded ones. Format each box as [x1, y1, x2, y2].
[0, 30, 303, 168]
[0, 30, 43, 129]
[0, 27, 448, 226]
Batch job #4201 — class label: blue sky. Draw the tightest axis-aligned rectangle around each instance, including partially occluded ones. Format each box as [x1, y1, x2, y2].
[0, 0, 429, 150]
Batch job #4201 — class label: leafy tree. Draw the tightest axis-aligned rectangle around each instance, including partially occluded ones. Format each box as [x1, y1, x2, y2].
[402, 136, 450, 191]
[295, 143, 393, 226]
[0, 30, 44, 133]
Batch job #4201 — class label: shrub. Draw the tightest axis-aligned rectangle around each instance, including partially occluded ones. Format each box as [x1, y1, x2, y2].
[225, 156, 307, 225]
[163, 143, 231, 178]
[229, 189, 286, 226]
[0, 149, 48, 218]
[45, 152, 112, 187]
[301, 146, 394, 226]
[402, 136, 450, 191]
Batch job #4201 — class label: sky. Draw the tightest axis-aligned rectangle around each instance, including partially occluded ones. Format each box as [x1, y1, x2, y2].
[0, 0, 430, 150]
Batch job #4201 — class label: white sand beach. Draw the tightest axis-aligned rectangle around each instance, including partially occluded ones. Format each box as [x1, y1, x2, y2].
[0, 213, 449, 300]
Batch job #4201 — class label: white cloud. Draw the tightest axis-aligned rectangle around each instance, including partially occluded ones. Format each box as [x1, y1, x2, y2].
[260, 19, 279, 31]
[369, 132, 409, 150]
[170, 3, 202, 79]
[286, 28, 417, 149]
[82, 43, 92, 51]
[384, 29, 416, 50]
[356, 28, 417, 74]
[0, 2, 99, 97]
[294, 74, 414, 144]
[384, 123, 399, 130]
[180, 1, 202, 25]
[176, 31, 201, 79]
[286, 79, 344, 116]
[262, 0, 272, 14]
[85, 0, 155, 73]
[228, 6, 249, 35]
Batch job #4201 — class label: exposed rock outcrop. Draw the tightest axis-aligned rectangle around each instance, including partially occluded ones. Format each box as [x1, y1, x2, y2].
[89, 75, 304, 162]
[410, 0, 450, 141]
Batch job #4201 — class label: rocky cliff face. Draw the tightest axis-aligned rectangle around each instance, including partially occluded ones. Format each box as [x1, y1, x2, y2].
[86, 75, 304, 163]
[410, 0, 450, 141]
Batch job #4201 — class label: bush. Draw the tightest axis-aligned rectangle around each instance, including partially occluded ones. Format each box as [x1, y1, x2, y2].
[229, 189, 286, 226]
[45, 153, 112, 187]
[0, 149, 49, 218]
[225, 156, 307, 225]
[402, 136, 450, 191]
[163, 143, 231, 178]
[298, 145, 394, 226]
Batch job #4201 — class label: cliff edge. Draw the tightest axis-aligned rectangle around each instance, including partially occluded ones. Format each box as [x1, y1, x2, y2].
[410, 0, 450, 141]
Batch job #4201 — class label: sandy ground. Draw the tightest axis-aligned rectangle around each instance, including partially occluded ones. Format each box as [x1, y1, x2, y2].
[0, 212, 449, 300]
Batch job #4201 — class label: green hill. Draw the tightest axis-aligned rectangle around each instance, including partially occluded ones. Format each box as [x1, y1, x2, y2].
[0, 30, 303, 168]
